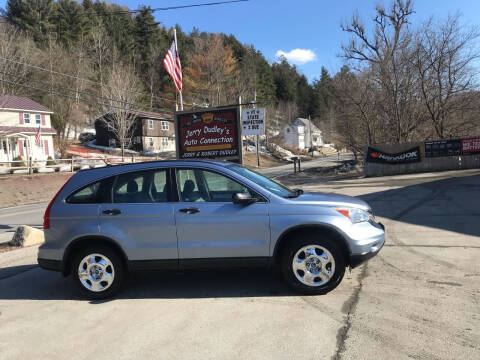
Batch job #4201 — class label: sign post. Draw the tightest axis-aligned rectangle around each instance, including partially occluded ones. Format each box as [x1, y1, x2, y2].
[241, 108, 265, 167]
[174, 106, 242, 163]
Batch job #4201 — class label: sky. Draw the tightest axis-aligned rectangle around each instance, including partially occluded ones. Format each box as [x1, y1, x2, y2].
[2, 0, 480, 82]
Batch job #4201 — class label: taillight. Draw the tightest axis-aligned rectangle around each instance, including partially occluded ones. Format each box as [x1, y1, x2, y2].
[43, 177, 72, 229]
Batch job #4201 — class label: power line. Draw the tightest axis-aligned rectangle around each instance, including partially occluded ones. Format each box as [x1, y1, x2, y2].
[0, 55, 194, 106]
[0, 0, 249, 21]
[89, 0, 249, 15]
[0, 70, 173, 114]
[0, 77, 174, 116]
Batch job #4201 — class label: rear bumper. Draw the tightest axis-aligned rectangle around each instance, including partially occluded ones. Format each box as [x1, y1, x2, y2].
[38, 258, 62, 272]
[349, 222, 385, 268]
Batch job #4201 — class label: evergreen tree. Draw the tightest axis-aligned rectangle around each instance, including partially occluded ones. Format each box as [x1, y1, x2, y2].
[312, 67, 334, 118]
[6, 0, 54, 45]
[133, 6, 160, 73]
[53, 0, 87, 47]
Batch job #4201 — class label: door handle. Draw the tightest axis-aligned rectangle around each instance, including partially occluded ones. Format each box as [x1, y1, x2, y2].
[179, 207, 200, 214]
[102, 209, 122, 215]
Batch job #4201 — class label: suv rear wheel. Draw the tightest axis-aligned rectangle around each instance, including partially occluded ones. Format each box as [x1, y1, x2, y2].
[280, 236, 345, 295]
[72, 245, 125, 299]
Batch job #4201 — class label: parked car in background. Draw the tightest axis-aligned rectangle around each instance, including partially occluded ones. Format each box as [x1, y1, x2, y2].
[38, 160, 385, 299]
[78, 132, 95, 143]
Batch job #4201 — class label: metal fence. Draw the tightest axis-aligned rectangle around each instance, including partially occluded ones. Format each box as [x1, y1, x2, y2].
[0, 156, 160, 175]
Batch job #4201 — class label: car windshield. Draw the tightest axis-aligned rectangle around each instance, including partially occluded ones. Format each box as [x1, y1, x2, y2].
[226, 164, 297, 198]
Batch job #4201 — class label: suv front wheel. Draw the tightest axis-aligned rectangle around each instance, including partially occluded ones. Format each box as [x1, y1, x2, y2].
[281, 236, 345, 295]
[72, 245, 125, 299]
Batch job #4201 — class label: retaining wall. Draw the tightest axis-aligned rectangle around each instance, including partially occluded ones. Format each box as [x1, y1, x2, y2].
[364, 141, 480, 177]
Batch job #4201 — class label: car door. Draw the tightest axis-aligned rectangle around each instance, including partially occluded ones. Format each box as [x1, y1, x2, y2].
[98, 168, 177, 266]
[173, 167, 270, 264]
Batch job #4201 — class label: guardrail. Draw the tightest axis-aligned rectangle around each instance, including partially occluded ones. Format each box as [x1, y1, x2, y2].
[0, 156, 157, 175]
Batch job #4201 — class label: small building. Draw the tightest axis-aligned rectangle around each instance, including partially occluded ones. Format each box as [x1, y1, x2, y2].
[94, 110, 175, 153]
[279, 118, 323, 150]
[0, 95, 56, 162]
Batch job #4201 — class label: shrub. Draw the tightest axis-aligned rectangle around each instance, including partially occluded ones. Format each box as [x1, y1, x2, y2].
[12, 156, 26, 167]
[46, 156, 56, 166]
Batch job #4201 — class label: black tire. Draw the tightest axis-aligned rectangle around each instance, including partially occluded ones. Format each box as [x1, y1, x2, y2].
[72, 245, 125, 300]
[280, 234, 345, 295]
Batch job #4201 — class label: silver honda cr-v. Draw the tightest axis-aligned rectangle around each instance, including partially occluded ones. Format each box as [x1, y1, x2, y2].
[38, 160, 385, 299]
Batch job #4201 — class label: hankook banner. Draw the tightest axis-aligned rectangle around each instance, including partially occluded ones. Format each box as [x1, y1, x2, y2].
[174, 106, 242, 162]
[366, 146, 421, 164]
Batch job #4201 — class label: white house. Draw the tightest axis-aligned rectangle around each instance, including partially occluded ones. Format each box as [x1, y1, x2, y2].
[0, 95, 56, 162]
[279, 118, 323, 150]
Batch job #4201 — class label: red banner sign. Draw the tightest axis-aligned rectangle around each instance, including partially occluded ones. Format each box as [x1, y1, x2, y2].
[175, 106, 242, 161]
[461, 138, 480, 154]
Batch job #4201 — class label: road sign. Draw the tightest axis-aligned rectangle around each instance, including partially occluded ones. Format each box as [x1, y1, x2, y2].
[241, 108, 265, 136]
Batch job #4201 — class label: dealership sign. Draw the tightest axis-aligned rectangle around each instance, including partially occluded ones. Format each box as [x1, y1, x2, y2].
[366, 146, 421, 164]
[174, 106, 242, 161]
[241, 108, 265, 136]
[461, 137, 480, 155]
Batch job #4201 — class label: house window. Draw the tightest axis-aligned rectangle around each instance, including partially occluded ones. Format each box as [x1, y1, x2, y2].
[109, 139, 116, 148]
[149, 137, 154, 147]
[23, 113, 30, 124]
[148, 119, 154, 129]
[161, 121, 169, 131]
[162, 138, 169, 147]
[35, 114, 41, 124]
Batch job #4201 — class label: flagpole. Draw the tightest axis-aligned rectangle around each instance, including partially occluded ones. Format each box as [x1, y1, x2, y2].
[173, 28, 184, 111]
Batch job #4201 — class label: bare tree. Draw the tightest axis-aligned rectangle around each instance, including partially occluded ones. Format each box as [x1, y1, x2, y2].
[341, 0, 422, 143]
[91, 22, 111, 101]
[332, 68, 383, 158]
[47, 41, 90, 156]
[100, 62, 141, 160]
[0, 23, 33, 95]
[414, 14, 480, 138]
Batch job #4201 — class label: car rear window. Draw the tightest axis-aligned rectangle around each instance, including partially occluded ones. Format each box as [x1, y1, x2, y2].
[66, 177, 113, 204]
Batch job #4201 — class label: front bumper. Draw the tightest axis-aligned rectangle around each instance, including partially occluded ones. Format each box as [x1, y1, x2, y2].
[38, 258, 62, 272]
[349, 222, 385, 268]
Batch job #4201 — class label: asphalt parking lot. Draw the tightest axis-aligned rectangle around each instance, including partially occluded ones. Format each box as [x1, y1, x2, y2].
[0, 169, 479, 360]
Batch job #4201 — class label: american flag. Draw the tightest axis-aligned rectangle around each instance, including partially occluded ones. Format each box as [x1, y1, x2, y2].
[163, 40, 183, 92]
[35, 125, 41, 146]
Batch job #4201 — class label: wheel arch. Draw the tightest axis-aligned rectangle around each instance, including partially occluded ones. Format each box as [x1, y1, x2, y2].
[272, 224, 351, 265]
[62, 235, 129, 276]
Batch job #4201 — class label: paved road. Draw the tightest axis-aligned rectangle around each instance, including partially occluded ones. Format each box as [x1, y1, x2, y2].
[0, 154, 352, 243]
[0, 203, 46, 243]
[0, 169, 478, 359]
[258, 153, 353, 178]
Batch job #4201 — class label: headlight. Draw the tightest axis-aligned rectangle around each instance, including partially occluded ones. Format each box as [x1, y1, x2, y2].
[335, 207, 371, 224]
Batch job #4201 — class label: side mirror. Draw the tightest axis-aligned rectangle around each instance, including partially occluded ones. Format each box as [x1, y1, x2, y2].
[232, 192, 257, 205]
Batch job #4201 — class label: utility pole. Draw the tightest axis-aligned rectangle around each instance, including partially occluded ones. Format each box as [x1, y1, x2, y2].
[254, 90, 260, 167]
[308, 114, 313, 157]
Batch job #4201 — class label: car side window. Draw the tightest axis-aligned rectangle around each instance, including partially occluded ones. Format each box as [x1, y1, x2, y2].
[112, 169, 169, 203]
[177, 168, 250, 202]
[113, 171, 152, 203]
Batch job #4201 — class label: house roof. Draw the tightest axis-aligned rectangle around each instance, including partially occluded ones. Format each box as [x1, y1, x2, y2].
[0, 126, 57, 136]
[0, 95, 53, 113]
[292, 118, 321, 133]
[133, 110, 173, 120]
[96, 109, 174, 122]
